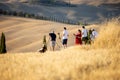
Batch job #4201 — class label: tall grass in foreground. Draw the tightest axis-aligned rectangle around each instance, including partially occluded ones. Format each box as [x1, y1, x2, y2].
[92, 18, 120, 49]
[0, 18, 120, 80]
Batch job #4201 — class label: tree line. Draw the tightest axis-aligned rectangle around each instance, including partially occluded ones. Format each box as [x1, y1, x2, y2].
[0, 9, 80, 25]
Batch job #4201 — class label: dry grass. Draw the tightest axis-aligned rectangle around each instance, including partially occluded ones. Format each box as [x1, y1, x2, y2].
[0, 17, 120, 80]
[92, 18, 120, 49]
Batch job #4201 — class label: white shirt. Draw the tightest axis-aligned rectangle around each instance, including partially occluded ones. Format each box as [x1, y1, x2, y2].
[92, 31, 98, 38]
[82, 29, 88, 37]
[62, 30, 68, 39]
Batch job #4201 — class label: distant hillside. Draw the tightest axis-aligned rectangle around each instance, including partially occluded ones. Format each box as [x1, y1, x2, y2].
[1, 0, 120, 5]
[0, 0, 120, 24]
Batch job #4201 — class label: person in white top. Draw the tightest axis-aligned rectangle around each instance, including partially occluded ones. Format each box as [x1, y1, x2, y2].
[92, 29, 98, 40]
[62, 27, 69, 48]
[81, 26, 88, 44]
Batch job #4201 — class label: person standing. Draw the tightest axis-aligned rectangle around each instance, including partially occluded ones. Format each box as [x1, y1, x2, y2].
[62, 27, 69, 48]
[49, 31, 56, 51]
[87, 29, 93, 44]
[82, 26, 88, 44]
[92, 29, 98, 41]
[73, 29, 82, 45]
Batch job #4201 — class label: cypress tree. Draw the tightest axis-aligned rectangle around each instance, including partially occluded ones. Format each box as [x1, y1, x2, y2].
[43, 35, 47, 50]
[0, 32, 7, 53]
[0, 9, 3, 14]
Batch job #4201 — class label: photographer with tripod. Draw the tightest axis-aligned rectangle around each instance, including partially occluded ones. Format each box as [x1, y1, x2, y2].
[49, 31, 57, 51]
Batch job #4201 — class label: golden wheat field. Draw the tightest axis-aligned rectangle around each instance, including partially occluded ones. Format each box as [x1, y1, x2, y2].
[0, 16, 86, 52]
[0, 16, 120, 80]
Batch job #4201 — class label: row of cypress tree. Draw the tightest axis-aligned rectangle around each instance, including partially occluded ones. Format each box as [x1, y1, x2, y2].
[0, 9, 79, 25]
[0, 32, 7, 54]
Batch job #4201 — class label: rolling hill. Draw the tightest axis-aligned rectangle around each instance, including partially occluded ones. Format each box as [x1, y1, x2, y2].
[0, 15, 84, 52]
[0, 1, 120, 80]
[0, 16, 120, 80]
[0, 0, 120, 24]
[0, 0, 120, 5]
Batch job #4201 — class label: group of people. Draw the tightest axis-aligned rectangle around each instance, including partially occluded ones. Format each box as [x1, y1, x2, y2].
[49, 27, 68, 51]
[49, 26, 98, 51]
[73, 26, 98, 45]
